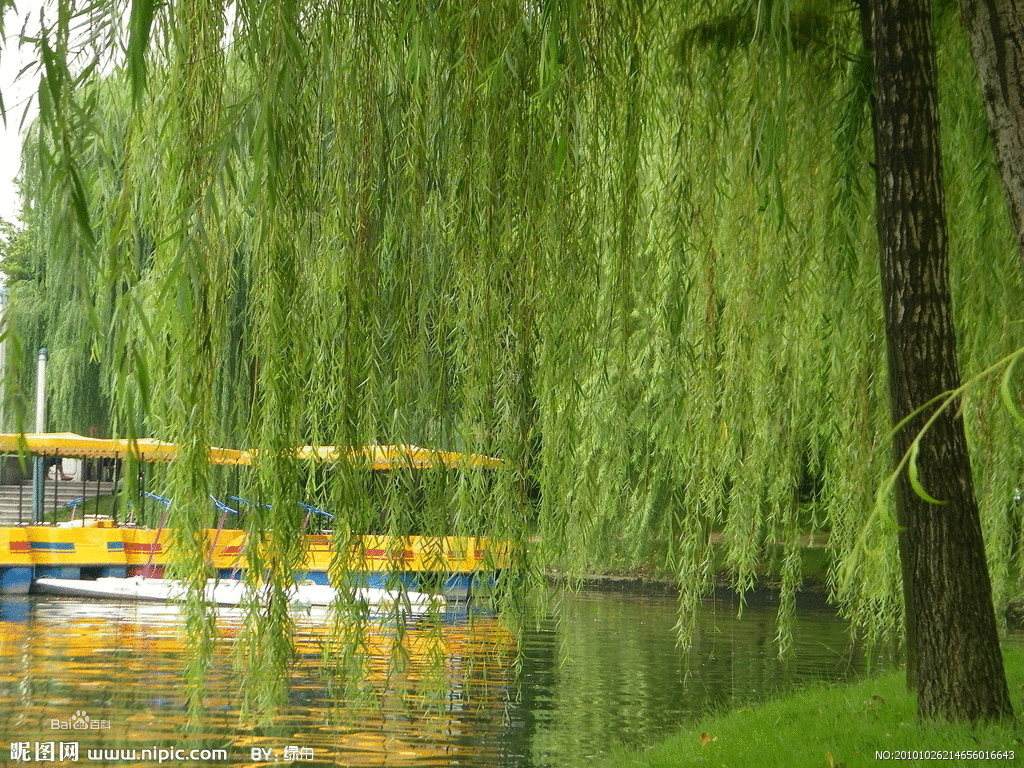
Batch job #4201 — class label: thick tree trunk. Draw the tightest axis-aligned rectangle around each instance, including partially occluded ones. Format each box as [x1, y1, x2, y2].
[959, 0, 1024, 269]
[868, 0, 1014, 721]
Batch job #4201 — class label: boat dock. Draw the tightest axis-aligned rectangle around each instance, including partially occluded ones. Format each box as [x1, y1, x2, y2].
[0, 433, 509, 602]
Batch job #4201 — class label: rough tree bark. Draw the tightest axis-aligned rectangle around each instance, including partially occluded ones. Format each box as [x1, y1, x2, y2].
[959, 0, 1024, 268]
[868, 0, 1014, 720]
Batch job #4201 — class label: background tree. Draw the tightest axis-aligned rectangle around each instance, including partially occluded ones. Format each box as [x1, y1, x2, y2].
[959, 0, 1024, 268]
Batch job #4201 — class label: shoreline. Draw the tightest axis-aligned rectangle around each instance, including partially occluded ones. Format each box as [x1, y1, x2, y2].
[547, 570, 1024, 628]
[595, 644, 1024, 768]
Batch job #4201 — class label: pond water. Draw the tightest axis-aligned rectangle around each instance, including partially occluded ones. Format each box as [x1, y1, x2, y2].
[0, 586, 1008, 767]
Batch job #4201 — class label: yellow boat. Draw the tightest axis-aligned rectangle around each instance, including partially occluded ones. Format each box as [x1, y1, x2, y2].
[0, 433, 510, 598]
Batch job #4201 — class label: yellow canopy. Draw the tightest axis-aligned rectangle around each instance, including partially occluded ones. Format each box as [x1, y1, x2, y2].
[0, 433, 501, 470]
[0, 432, 249, 465]
[288, 444, 503, 470]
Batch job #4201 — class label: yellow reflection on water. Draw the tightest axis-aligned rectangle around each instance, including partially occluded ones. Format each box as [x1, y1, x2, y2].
[0, 597, 517, 767]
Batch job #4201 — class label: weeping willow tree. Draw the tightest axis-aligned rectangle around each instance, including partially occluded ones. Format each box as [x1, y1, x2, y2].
[958, 0, 1024, 269]
[3, 0, 1024, 724]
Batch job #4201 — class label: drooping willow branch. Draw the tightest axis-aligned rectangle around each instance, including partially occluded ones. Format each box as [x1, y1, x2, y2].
[4, 0, 1023, 714]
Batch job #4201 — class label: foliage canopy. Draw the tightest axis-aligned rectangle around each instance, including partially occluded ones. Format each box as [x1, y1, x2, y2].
[3, 0, 1023, 714]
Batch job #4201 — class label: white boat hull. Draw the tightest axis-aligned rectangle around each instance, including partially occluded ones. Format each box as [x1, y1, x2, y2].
[32, 576, 443, 615]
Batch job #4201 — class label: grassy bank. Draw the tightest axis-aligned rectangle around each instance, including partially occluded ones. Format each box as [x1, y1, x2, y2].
[598, 646, 1024, 767]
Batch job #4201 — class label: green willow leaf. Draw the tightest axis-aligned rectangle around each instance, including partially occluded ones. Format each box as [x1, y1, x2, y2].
[907, 438, 947, 506]
[127, 0, 156, 104]
[999, 351, 1024, 427]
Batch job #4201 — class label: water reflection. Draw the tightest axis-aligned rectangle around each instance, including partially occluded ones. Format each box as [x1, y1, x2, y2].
[507, 588, 868, 766]
[0, 587, 934, 767]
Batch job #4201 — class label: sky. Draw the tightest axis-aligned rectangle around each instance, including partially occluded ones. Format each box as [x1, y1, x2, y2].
[1, 2, 222, 228]
[1, 1, 43, 226]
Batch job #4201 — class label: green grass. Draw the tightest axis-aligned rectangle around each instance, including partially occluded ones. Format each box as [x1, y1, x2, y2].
[39, 493, 120, 524]
[598, 647, 1024, 767]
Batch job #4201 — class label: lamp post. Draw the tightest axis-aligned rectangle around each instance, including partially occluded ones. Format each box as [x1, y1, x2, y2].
[0, 283, 6, 432]
[32, 348, 47, 523]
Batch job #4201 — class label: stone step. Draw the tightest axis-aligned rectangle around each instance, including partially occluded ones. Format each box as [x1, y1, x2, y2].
[0, 481, 118, 526]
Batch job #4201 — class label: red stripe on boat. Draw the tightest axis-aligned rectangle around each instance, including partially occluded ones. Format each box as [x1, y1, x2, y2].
[125, 543, 162, 553]
[363, 548, 415, 560]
